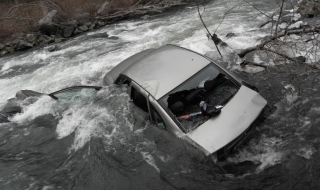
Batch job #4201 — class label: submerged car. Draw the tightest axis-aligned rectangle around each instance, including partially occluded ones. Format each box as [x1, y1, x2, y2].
[103, 45, 267, 160]
[0, 45, 267, 160]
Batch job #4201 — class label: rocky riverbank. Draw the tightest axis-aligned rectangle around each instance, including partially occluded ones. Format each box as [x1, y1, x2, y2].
[0, 0, 188, 57]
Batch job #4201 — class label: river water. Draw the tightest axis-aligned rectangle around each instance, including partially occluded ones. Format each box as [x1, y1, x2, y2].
[1, 0, 320, 189]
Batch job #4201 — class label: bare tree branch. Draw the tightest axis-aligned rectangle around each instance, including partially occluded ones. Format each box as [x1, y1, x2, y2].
[195, 1, 223, 57]
[238, 25, 320, 58]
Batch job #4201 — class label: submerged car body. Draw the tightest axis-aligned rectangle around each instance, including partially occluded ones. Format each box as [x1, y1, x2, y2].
[0, 45, 267, 160]
[103, 44, 267, 160]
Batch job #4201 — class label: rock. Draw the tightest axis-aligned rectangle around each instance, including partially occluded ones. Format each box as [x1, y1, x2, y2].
[141, 15, 150, 20]
[15, 39, 33, 50]
[63, 26, 74, 37]
[295, 56, 306, 63]
[74, 28, 83, 34]
[84, 22, 92, 27]
[34, 10, 59, 35]
[34, 10, 58, 27]
[75, 13, 90, 25]
[39, 24, 58, 36]
[5, 47, 14, 53]
[87, 33, 109, 39]
[38, 35, 54, 45]
[226, 33, 236, 38]
[48, 45, 60, 52]
[108, 36, 119, 40]
[55, 38, 62, 43]
[78, 25, 88, 32]
[0, 43, 4, 50]
[97, 21, 106, 27]
[26, 34, 37, 44]
[288, 21, 303, 29]
[0, 50, 8, 56]
[0, 98, 21, 114]
[97, 1, 110, 15]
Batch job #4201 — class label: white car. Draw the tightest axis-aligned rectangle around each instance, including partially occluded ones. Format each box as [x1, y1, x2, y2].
[103, 44, 267, 160]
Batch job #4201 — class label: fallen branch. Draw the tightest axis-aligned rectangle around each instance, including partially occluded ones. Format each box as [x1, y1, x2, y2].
[238, 25, 320, 58]
[240, 60, 268, 68]
[263, 47, 320, 70]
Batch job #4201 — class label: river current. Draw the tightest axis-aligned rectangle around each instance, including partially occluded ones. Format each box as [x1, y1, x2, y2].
[0, 0, 320, 189]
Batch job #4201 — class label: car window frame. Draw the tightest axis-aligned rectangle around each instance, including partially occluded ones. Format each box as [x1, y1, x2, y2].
[49, 86, 102, 100]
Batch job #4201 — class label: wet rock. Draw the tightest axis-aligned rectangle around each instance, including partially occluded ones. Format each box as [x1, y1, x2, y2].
[0, 98, 21, 115]
[16, 90, 43, 100]
[63, 26, 74, 37]
[97, 1, 110, 15]
[86, 33, 109, 39]
[97, 21, 106, 27]
[295, 56, 306, 63]
[226, 33, 236, 38]
[108, 36, 119, 40]
[48, 45, 60, 52]
[15, 39, 33, 50]
[78, 25, 88, 32]
[74, 28, 83, 34]
[141, 15, 150, 20]
[75, 13, 90, 25]
[0, 43, 4, 50]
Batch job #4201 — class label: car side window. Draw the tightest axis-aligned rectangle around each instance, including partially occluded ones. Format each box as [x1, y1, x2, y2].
[149, 104, 166, 129]
[131, 87, 149, 112]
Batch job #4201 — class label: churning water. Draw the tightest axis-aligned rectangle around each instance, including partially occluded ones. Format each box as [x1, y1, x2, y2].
[0, 0, 320, 189]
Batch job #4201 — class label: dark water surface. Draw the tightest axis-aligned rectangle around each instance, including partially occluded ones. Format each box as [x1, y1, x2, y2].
[0, 0, 320, 189]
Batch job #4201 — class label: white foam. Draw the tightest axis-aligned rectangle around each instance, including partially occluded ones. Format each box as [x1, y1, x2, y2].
[256, 150, 283, 173]
[141, 151, 160, 173]
[11, 96, 59, 123]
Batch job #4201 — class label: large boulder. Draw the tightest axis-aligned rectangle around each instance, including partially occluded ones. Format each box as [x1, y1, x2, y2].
[0, 43, 4, 50]
[97, 1, 110, 15]
[75, 13, 90, 25]
[34, 10, 59, 35]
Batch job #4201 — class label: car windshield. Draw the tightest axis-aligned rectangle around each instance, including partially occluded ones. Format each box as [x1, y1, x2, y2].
[158, 64, 239, 132]
[50, 86, 102, 101]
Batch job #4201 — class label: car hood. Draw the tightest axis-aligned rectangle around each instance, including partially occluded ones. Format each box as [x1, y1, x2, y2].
[186, 85, 267, 155]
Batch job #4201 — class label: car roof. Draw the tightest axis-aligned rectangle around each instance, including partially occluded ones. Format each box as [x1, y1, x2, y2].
[122, 45, 211, 100]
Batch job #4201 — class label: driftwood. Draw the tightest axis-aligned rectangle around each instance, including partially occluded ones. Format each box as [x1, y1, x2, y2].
[240, 60, 268, 68]
[238, 25, 320, 58]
